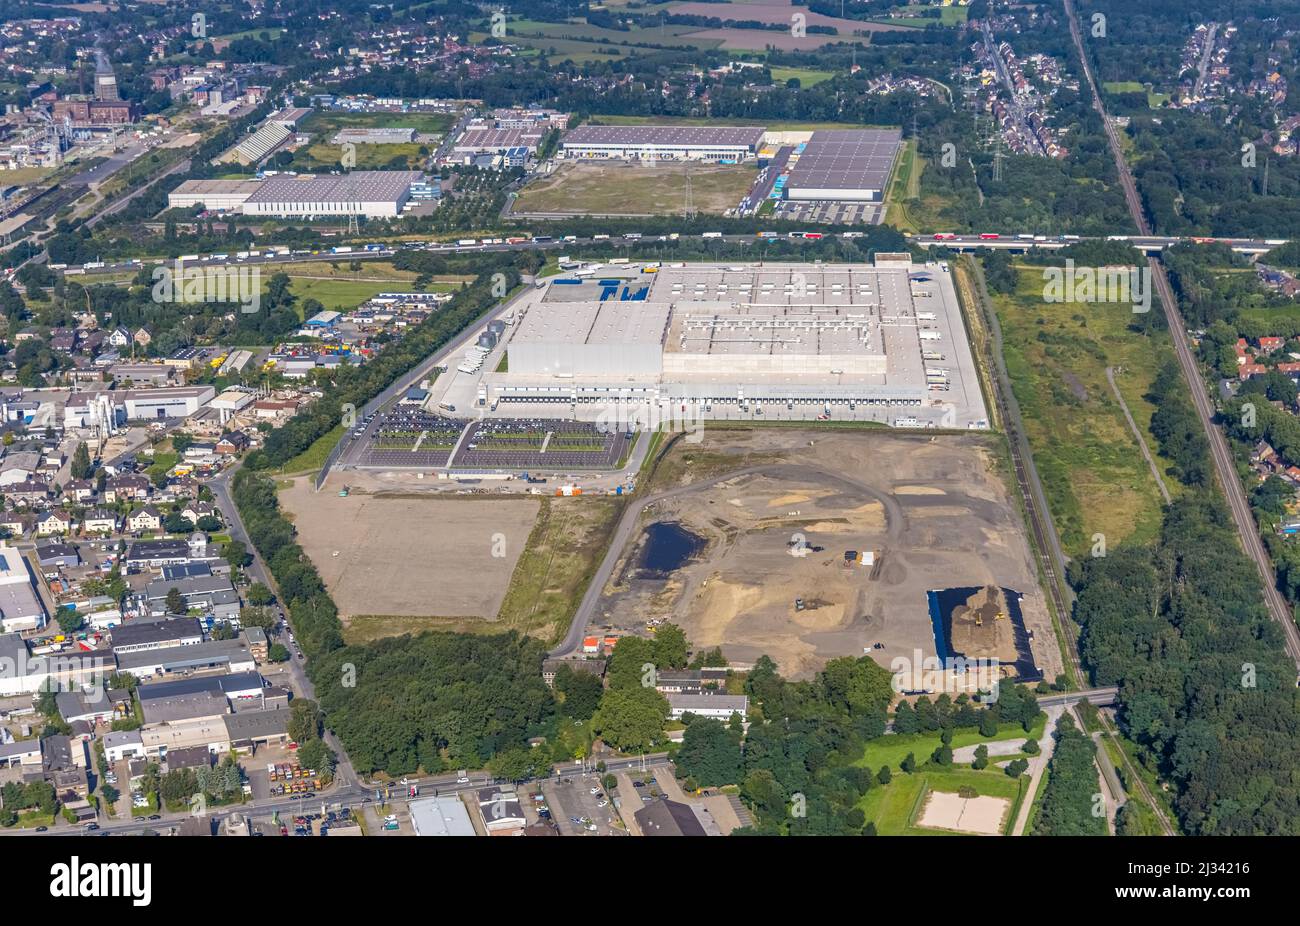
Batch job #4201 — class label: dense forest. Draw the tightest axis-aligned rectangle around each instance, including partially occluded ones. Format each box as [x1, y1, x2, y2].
[1032, 714, 1108, 835]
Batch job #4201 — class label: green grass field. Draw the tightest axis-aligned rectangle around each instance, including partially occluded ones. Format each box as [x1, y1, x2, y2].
[267, 277, 418, 313]
[860, 766, 1030, 835]
[276, 424, 344, 476]
[515, 161, 755, 215]
[990, 263, 1177, 557]
[884, 139, 923, 231]
[589, 114, 890, 132]
[299, 110, 452, 138]
[769, 66, 835, 88]
[855, 717, 1047, 773]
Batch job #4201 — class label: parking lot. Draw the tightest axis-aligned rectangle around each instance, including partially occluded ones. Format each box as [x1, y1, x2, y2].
[452, 418, 630, 470]
[355, 409, 465, 468]
[542, 772, 626, 837]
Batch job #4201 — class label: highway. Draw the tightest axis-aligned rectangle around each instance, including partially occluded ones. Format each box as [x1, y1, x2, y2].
[51, 231, 1293, 286]
[1065, 0, 1300, 669]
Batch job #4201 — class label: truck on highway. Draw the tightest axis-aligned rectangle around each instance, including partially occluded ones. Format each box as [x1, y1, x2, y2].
[457, 239, 477, 246]
[702, 231, 722, 238]
[331, 246, 354, 254]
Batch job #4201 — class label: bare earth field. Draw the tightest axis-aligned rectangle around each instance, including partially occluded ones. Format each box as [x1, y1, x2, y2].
[669, 0, 910, 32]
[686, 28, 874, 51]
[596, 429, 1059, 681]
[514, 161, 757, 216]
[279, 478, 538, 625]
[916, 790, 1009, 835]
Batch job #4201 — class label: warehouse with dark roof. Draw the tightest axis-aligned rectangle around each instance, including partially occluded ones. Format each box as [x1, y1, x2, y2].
[560, 125, 765, 162]
[783, 128, 903, 202]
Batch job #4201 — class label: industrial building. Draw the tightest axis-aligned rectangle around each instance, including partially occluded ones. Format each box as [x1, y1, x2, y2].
[559, 125, 765, 162]
[331, 127, 417, 145]
[783, 128, 903, 202]
[410, 795, 477, 836]
[477, 258, 989, 429]
[240, 170, 423, 218]
[231, 121, 292, 166]
[118, 385, 216, 420]
[508, 300, 671, 378]
[0, 546, 45, 633]
[168, 179, 261, 212]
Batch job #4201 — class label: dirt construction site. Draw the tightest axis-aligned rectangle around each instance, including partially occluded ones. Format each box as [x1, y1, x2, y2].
[594, 428, 1060, 681]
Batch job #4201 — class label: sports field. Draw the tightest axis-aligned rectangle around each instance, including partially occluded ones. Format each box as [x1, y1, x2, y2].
[860, 766, 1030, 835]
[515, 161, 756, 216]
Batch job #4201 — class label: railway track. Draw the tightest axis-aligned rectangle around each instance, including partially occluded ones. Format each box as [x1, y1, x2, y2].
[1064, 0, 1300, 669]
[964, 259, 1082, 686]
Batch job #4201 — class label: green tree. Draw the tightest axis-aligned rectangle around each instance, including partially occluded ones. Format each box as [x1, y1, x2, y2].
[554, 665, 603, 721]
[675, 718, 742, 787]
[247, 582, 273, 607]
[651, 623, 689, 670]
[590, 687, 668, 752]
[71, 442, 92, 480]
[164, 587, 184, 614]
[288, 699, 322, 745]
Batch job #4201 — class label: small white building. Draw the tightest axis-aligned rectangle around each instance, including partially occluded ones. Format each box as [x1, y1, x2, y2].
[666, 693, 748, 722]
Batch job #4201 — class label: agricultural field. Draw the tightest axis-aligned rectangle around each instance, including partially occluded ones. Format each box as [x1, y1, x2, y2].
[508, 17, 723, 51]
[988, 262, 1177, 557]
[769, 66, 836, 87]
[469, 31, 631, 62]
[514, 161, 756, 216]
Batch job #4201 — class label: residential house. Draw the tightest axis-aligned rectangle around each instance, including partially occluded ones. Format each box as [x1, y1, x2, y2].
[181, 501, 217, 525]
[36, 509, 73, 537]
[215, 431, 249, 455]
[63, 479, 96, 504]
[6, 481, 50, 507]
[81, 509, 118, 534]
[127, 506, 164, 533]
[104, 474, 151, 503]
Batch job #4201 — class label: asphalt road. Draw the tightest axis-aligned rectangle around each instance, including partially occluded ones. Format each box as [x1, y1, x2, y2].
[207, 466, 359, 788]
